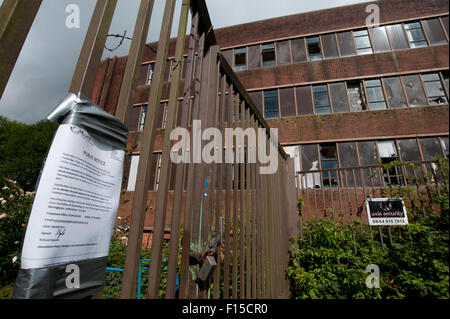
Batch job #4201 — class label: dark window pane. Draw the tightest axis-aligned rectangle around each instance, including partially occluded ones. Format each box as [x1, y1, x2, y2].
[402, 74, 428, 106]
[420, 137, 444, 160]
[383, 77, 408, 108]
[301, 144, 319, 171]
[320, 143, 338, 187]
[262, 43, 276, 67]
[441, 17, 449, 38]
[370, 26, 391, 52]
[321, 33, 339, 59]
[279, 87, 296, 117]
[347, 81, 368, 111]
[291, 38, 307, 63]
[422, 18, 448, 45]
[138, 64, 149, 86]
[386, 24, 409, 50]
[421, 73, 448, 105]
[329, 82, 349, 113]
[365, 79, 387, 110]
[337, 31, 356, 57]
[398, 139, 421, 162]
[296, 86, 314, 116]
[312, 85, 331, 114]
[248, 45, 261, 69]
[405, 22, 428, 48]
[358, 141, 379, 165]
[127, 106, 141, 131]
[234, 47, 247, 71]
[276, 40, 291, 65]
[249, 91, 263, 114]
[264, 90, 279, 119]
[306, 36, 322, 61]
[339, 142, 361, 187]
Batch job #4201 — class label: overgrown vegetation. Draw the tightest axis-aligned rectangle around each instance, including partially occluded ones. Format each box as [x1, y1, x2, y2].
[287, 159, 449, 299]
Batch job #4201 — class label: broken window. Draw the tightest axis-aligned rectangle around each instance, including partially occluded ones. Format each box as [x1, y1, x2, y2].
[279, 87, 296, 117]
[402, 74, 427, 107]
[365, 79, 387, 110]
[296, 86, 314, 116]
[420, 137, 444, 160]
[338, 142, 361, 187]
[139, 105, 147, 131]
[337, 31, 356, 57]
[421, 73, 448, 105]
[162, 103, 169, 129]
[369, 26, 391, 52]
[321, 33, 339, 59]
[291, 38, 307, 63]
[422, 18, 448, 45]
[155, 154, 162, 191]
[358, 141, 381, 186]
[276, 40, 291, 65]
[147, 62, 155, 85]
[353, 29, 373, 55]
[300, 144, 321, 188]
[312, 85, 331, 114]
[320, 143, 338, 187]
[383, 76, 408, 108]
[263, 90, 279, 119]
[248, 45, 261, 69]
[306, 36, 322, 61]
[404, 22, 428, 48]
[386, 24, 409, 50]
[378, 140, 402, 185]
[347, 81, 367, 111]
[329, 82, 350, 113]
[398, 139, 422, 180]
[262, 43, 276, 67]
[234, 47, 247, 71]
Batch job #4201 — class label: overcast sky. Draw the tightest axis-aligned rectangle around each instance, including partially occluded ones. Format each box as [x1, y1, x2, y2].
[0, 0, 374, 124]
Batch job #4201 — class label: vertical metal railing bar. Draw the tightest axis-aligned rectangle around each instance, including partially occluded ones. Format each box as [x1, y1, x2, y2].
[222, 82, 233, 299]
[251, 115, 258, 299]
[255, 121, 263, 299]
[0, 0, 43, 99]
[69, 0, 117, 96]
[147, 0, 190, 299]
[115, 0, 154, 124]
[231, 91, 240, 299]
[121, 0, 176, 299]
[245, 107, 252, 299]
[179, 29, 205, 299]
[165, 10, 198, 300]
[238, 100, 245, 299]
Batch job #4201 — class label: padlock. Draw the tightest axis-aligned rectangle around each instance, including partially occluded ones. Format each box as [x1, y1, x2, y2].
[196, 255, 217, 284]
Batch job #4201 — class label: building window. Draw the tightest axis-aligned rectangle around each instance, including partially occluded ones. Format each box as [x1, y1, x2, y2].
[404, 22, 428, 48]
[369, 26, 391, 52]
[321, 33, 339, 59]
[421, 18, 448, 45]
[441, 137, 449, 158]
[347, 81, 367, 111]
[263, 90, 279, 119]
[365, 79, 387, 110]
[402, 74, 428, 107]
[386, 24, 409, 50]
[421, 73, 448, 105]
[127, 155, 140, 192]
[383, 76, 408, 108]
[319, 143, 338, 187]
[234, 48, 247, 71]
[162, 103, 169, 129]
[378, 140, 402, 185]
[337, 31, 356, 57]
[139, 106, 147, 131]
[312, 85, 331, 114]
[155, 155, 162, 191]
[353, 29, 373, 55]
[262, 43, 276, 67]
[420, 137, 444, 160]
[306, 36, 322, 61]
[147, 63, 155, 85]
[329, 82, 350, 113]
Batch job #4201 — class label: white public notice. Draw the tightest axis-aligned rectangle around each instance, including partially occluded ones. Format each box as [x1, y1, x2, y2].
[21, 124, 125, 269]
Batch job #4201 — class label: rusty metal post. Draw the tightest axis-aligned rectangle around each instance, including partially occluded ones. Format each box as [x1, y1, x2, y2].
[0, 0, 42, 99]
[115, 0, 155, 124]
[121, 0, 177, 299]
[147, 0, 191, 300]
[70, 0, 117, 97]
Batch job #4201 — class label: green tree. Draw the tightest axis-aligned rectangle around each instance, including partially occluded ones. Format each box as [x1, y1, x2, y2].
[0, 116, 58, 191]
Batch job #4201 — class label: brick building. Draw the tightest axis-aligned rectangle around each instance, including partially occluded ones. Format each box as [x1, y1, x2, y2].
[92, 0, 449, 232]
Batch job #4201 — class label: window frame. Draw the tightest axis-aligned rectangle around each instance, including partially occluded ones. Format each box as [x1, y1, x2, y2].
[263, 89, 280, 119]
[353, 29, 373, 55]
[306, 36, 323, 62]
[261, 42, 276, 67]
[233, 47, 247, 71]
[403, 21, 429, 48]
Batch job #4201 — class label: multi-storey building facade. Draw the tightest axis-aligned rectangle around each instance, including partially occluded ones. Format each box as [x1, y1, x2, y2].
[92, 0, 449, 228]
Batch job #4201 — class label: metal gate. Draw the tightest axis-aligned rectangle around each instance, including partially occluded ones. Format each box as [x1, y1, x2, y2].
[1, 0, 298, 299]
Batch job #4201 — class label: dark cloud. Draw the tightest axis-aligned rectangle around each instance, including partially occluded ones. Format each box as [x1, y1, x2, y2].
[0, 0, 374, 124]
